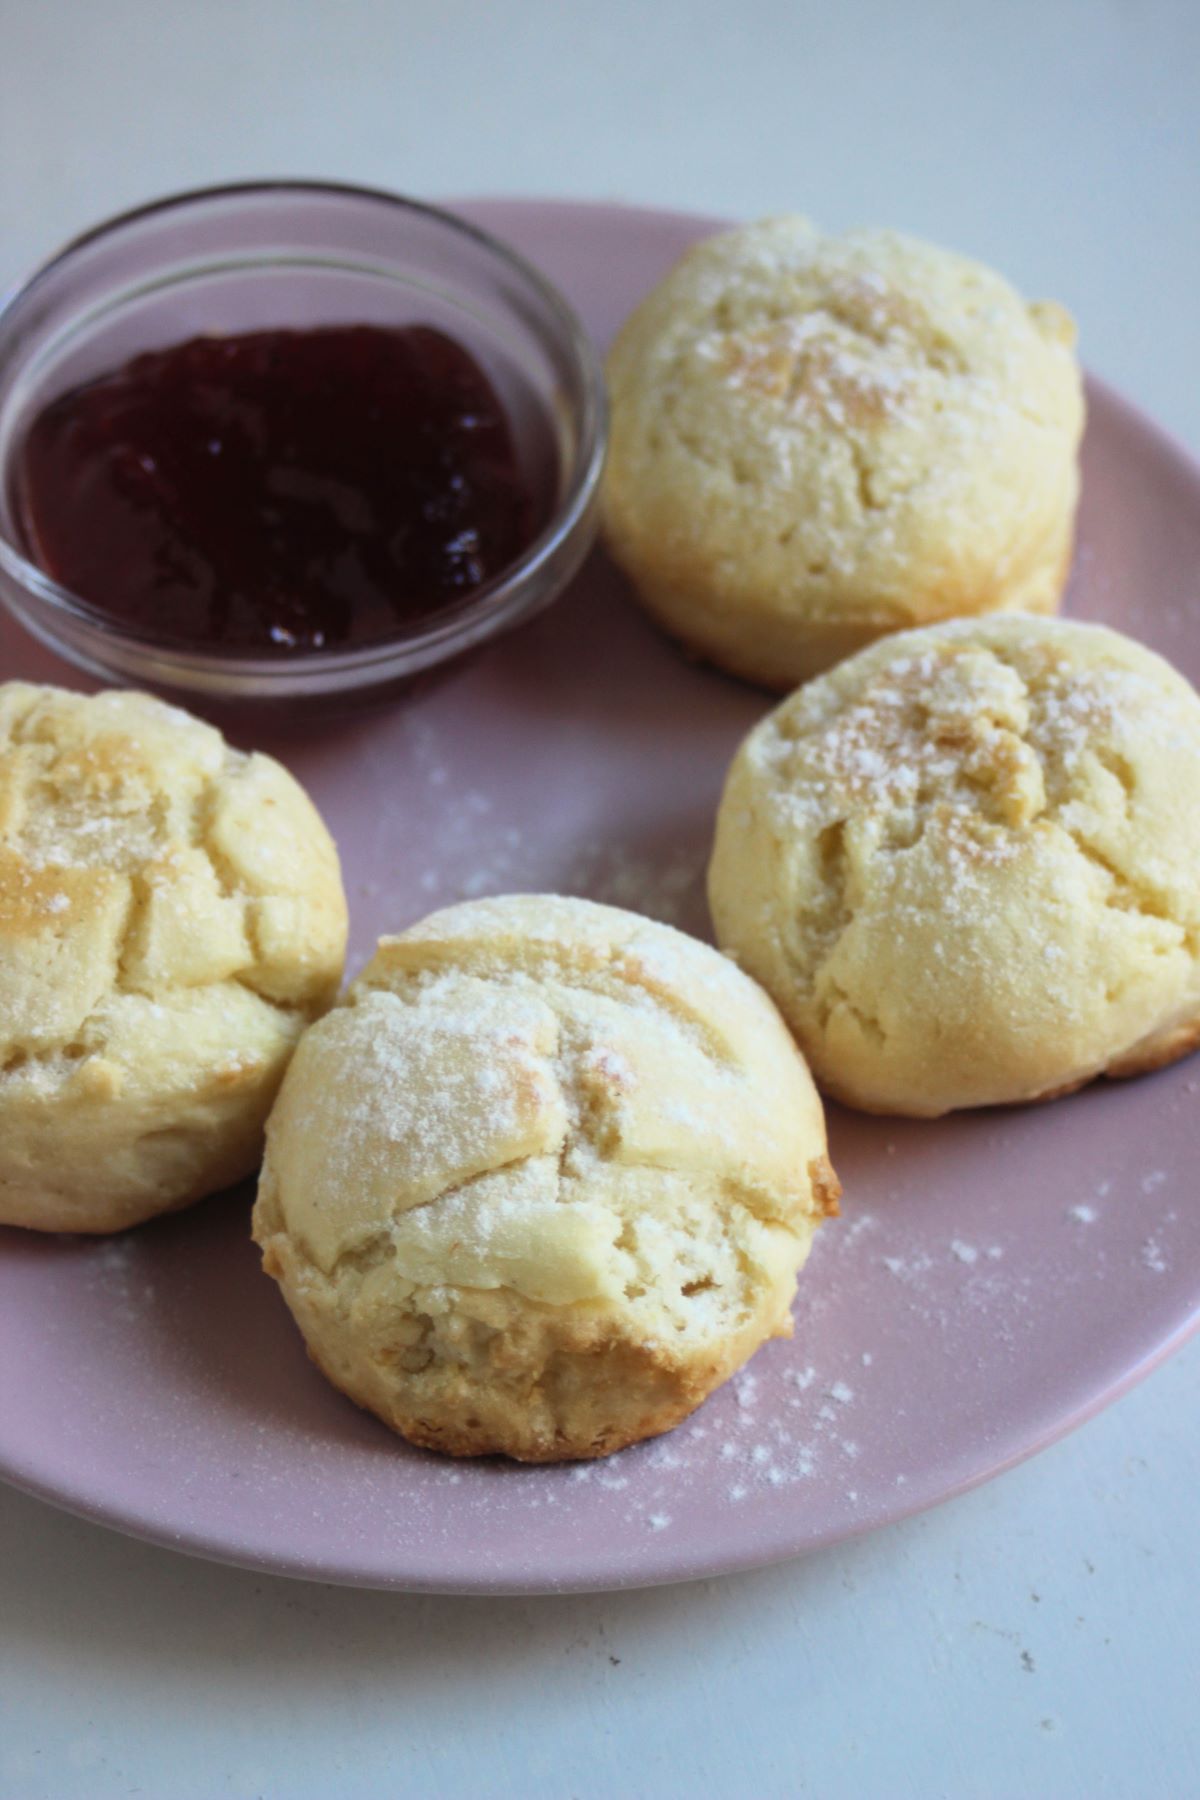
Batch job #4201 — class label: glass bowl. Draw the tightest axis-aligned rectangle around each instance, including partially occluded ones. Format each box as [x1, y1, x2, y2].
[0, 181, 607, 709]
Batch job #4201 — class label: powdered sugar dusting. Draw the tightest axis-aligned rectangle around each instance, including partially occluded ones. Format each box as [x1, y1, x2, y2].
[747, 624, 1200, 1033]
[80, 1235, 159, 1328]
[3, 217, 1198, 1600]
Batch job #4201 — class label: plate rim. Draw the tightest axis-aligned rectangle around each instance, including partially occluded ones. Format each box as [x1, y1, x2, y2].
[2, 196, 1199, 1594]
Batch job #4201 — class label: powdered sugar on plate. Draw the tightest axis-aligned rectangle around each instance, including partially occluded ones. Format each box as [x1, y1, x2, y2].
[2, 202, 1199, 1595]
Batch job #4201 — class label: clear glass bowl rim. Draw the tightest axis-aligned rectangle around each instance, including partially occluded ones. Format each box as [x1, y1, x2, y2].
[0, 178, 608, 689]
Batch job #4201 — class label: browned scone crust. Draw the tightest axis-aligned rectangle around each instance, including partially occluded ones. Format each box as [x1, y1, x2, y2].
[254, 896, 837, 1462]
[1105, 1016, 1200, 1081]
[1026, 1017, 1200, 1106]
[0, 682, 347, 1232]
[292, 1286, 794, 1463]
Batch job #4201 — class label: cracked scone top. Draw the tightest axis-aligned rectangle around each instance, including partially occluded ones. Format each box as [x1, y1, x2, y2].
[709, 616, 1200, 1115]
[253, 895, 839, 1462]
[603, 217, 1084, 687]
[0, 682, 347, 1231]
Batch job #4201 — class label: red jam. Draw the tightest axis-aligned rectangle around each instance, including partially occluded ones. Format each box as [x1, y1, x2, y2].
[13, 325, 539, 652]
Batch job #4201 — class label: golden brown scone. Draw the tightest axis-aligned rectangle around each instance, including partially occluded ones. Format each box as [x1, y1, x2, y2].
[0, 682, 347, 1233]
[604, 217, 1084, 687]
[709, 617, 1200, 1115]
[253, 895, 838, 1463]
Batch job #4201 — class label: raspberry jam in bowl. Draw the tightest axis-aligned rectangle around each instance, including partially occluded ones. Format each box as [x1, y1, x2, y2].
[0, 183, 607, 708]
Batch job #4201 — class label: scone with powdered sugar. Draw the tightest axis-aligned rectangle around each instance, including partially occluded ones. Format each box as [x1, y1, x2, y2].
[603, 217, 1084, 687]
[709, 616, 1200, 1114]
[253, 895, 839, 1462]
[0, 682, 347, 1232]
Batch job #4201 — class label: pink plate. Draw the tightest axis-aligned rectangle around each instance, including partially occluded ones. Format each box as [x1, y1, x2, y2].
[1, 200, 1199, 1594]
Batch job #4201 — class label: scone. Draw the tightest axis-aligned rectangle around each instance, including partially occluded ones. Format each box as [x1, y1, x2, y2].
[0, 682, 347, 1232]
[709, 616, 1200, 1115]
[253, 895, 838, 1462]
[604, 217, 1084, 687]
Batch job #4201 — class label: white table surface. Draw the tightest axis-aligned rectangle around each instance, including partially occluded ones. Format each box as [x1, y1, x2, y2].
[1, 3, 1198, 1795]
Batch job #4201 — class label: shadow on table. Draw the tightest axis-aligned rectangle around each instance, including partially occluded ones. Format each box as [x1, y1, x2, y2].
[0, 1473, 902, 1694]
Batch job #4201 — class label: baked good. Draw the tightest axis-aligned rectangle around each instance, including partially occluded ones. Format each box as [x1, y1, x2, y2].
[253, 895, 838, 1462]
[0, 682, 347, 1232]
[603, 216, 1084, 687]
[709, 616, 1200, 1115]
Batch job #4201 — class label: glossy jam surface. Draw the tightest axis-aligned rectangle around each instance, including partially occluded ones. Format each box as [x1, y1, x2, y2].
[14, 325, 539, 652]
